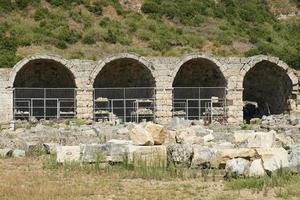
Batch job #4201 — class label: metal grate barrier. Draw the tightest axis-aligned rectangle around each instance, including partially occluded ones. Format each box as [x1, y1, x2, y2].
[13, 88, 76, 120]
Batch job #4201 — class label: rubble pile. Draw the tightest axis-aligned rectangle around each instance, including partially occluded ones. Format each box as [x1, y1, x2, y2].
[0, 116, 300, 178]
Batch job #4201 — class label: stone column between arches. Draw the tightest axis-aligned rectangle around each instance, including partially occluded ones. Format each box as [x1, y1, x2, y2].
[76, 88, 94, 119]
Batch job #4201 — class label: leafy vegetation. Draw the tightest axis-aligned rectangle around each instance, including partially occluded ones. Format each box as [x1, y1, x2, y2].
[0, 0, 299, 69]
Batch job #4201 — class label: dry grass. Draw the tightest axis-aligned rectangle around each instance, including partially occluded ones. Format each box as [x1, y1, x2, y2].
[0, 157, 232, 200]
[1, 157, 299, 200]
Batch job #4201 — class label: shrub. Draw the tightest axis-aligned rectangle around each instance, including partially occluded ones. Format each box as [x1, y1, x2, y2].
[141, 1, 160, 14]
[87, 2, 103, 16]
[0, 36, 17, 68]
[55, 40, 67, 49]
[104, 29, 117, 44]
[99, 17, 110, 27]
[82, 32, 97, 44]
[15, 0, 41, 9]
[149, 39, 171, 52]
[0, 0, 14, 13]
[34, 7, 50, 21]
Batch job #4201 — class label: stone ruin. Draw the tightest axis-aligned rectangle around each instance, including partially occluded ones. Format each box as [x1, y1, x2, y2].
[0, 53, 300, 178]
[0, 52, 299, 125]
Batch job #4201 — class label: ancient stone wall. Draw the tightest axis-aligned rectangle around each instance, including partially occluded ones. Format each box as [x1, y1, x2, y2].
[0, 53, 298, 124]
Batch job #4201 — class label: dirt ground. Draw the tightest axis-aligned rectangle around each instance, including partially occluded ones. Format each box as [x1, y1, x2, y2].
[1, 157, 297, 200]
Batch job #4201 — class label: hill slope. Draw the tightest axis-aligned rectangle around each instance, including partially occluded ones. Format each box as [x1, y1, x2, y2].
[0, 0, 299, 69]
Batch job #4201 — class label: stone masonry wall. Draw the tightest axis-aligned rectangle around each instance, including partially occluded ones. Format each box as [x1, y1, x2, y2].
[0, 53, 298, 124]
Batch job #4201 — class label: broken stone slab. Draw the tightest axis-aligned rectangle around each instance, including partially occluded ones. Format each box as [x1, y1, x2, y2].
[56, 146, 81, 164]
[126, 145, 167, 166]
[167, 144, 193, 167]
[211, 148, 257, 168]
[225, 158, 250, 178]
[43, 143, 59, 154]
[175, 128, 204, 145]
[247, 131, 276, 148]
[249, 159, 265, 177]
[191, 145, 215, 169]
[275, 134, 294, 148]
[256, 148, 289, 173]
[0, 148, 13, 157]
[288, 143, 300, 172]
[190, 125, 213, 137]
[12, 149, 25, 158]
[145, 122, 165, 145]
[129, 125, 154, 146]
[233, 130, 255, 144]
[105, 139, 133, 162]
[80, 144, 107, 163]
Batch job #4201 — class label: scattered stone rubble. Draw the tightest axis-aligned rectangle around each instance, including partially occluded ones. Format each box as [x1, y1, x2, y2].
[1, 115, 300, 178]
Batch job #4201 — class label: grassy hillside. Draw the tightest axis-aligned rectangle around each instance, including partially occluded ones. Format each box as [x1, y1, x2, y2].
[0, 0, 299, 69]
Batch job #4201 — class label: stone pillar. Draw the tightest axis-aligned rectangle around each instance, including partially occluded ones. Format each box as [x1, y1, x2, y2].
[154, 88, 173, 125]
[226, 88, 244, 124]
[0, 87, 13, 123]
[76, 88, 94, 119]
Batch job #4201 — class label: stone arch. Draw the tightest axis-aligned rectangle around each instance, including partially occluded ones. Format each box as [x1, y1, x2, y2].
[9, 54, 78, 88]
[172, 54, 227, 120]
[242, 56, 298, 122]
[10, 54, 78, 120]
[171, 54, 228, 83]
[90, 53, 156, 87]
[91, 53, 156, 122]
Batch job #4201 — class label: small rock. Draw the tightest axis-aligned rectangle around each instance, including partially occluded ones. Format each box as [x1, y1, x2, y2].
[167, 144, 193, 167]
[129, 125, 154, 146]
[175, 128, 203, 145]
[127, 145, 167, 166]
[233, 130, 255, 144]
[25, 142, 46, 156]
[211, 148, 257, 168]
[12, 149, 25, 158]
[145, 122, 165, 145]
[256, 148, 289, 173]
[247, 131, 276, 148]
[191, 145, 215, 168]
[249, 159, 265, 177]
[225, 158, 250, 178]
[80, 144, 107, 163]
[106, 139, 133, 162]
[288, 143, 300, 172]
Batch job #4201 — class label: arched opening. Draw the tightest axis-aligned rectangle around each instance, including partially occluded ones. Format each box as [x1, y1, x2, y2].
[13, 59, 76, 120]
[93, 58, 156, 123]
[172, 58, 227, 121]
[243, 61, 293, 123]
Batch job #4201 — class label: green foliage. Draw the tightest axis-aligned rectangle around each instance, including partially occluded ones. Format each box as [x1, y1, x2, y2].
[0, 23, 17, 68]
[15, 0, 41, 9]
[99, 17, 111, 27]
[34, 7, 49, 21]
[82, 32, 97, 44]
[0, 0, 299, 69]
